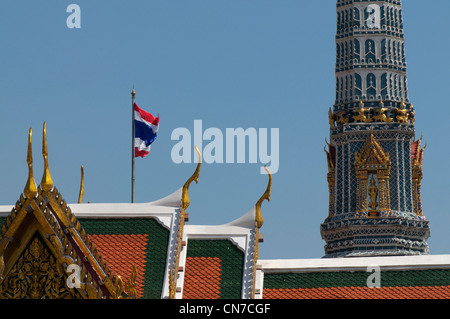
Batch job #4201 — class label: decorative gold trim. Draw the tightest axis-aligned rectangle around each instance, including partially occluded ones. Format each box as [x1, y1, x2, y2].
[40, 122, 53, 192]
[169, 146, 202, 299]
[355, 133, 390, 166]
[411, 137, 426, 217]
[251, 166, 272, 299]
[354, 133, 391, 217]
[0, 127, 132, 299]
[255, 166, 271, 230]
[328, 108, 335, 127]
[181, 146, 202, 211]
[24, 128, 37, 199]
[78, 166, 84, 204]
[329, 106, 415, 126]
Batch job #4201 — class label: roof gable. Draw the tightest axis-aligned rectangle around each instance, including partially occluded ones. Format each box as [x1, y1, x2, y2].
[0, 124, 136, 299]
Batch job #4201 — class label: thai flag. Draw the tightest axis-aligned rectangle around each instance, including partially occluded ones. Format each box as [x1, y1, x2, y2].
[134, 103, 159, 158]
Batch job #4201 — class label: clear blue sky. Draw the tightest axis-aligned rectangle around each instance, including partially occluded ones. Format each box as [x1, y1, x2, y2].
[0, 1, 449, 259]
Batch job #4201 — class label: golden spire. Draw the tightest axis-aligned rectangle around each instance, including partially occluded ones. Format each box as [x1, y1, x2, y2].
[181, 146, 202, 211]
[24, 128, 37, 199]
[78, 165, 84, 203]
[255, 166, 272, 229]
[40, 122, 54, 192]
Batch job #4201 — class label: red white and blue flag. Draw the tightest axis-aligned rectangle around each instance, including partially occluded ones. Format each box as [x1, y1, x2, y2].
[134, 103, 159, 158]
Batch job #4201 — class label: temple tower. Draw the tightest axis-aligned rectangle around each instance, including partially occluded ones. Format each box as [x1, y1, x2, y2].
[321, 0, 430, 257]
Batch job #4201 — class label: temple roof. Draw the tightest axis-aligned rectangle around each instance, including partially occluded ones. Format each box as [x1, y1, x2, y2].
[0, 124, 447, 300]
[259, 255, 450, 299]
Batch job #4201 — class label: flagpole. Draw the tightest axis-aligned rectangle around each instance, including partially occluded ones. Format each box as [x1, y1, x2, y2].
[131, 88, 136, 203]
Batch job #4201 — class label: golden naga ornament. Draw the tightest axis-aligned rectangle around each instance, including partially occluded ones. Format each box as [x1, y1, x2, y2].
[181, 146, 202, 211]
[255, 166, 272, 229]
[251, 166, 272, 299]
[170, 146, 202, 299]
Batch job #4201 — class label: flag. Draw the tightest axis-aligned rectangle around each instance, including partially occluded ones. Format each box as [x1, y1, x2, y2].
[134, 103, 159, 158]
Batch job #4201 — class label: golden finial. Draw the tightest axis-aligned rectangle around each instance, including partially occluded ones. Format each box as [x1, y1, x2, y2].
[78, 165, 84, 204]
[24, 128, 37, 199]
[421, 141, 428, 151]
[40, 122, 54, 192]
[181, 146, 202, 211]
[255, 166, 272, 229]
[131, 86, 136, 99]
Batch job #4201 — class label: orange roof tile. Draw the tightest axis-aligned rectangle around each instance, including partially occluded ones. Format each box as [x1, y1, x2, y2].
[89, 234, 149, 298]
[183, 257, 222, 299]
[264, 285, 450, 299]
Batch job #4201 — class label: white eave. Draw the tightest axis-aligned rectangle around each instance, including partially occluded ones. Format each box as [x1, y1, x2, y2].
[0, 187, 183, 219]
[223, 206, 256, 229]
[70, 187, 182, 218]
[260, 254, 450, 273]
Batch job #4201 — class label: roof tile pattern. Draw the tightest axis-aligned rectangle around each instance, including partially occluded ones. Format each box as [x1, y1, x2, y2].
[183, 257, 222, 299]
[79, 218, 170, 299]
[263, 269, 450, 299]
[183, 239, 245, 299]
[89, 234, 148, 298]
[264, 286, 450, 299]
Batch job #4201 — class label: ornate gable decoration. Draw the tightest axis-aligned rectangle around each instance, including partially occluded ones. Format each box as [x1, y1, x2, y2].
[355, 133, 390, 167]
[0, 124, 136, 299]
[354, 133, 392, 218]
[411, 136, 426, 218]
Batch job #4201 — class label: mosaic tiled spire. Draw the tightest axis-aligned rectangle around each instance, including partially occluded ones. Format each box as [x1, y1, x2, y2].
[321, 0, 430, 258]
[334, 0, 409, 111]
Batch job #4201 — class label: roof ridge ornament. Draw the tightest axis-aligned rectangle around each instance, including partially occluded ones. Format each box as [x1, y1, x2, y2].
[251, 166, 272, 299]
[40, 122, 54, 192]
[255, 165, 272, 229]
[181, 145, 202, 211]
[170, 146, 202, 299]
[78, 165, 84, 203]
[24, 128, 37, 199]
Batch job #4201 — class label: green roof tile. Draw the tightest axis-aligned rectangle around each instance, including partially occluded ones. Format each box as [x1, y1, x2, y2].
[186, 239, 245, 299]
[263, 269, 450, 290]
[79, 218, 170, 299]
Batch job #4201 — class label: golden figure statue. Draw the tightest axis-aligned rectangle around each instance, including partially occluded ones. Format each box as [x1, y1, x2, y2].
[368, 176, 378, 216]
[409, 110, 415, 125]
[396, 103, 409, 123]
[352, 101, 372, 123]
[352, 107, 368, 122]
[373, 107, 393, 122]
[336, 111, 349, 125]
